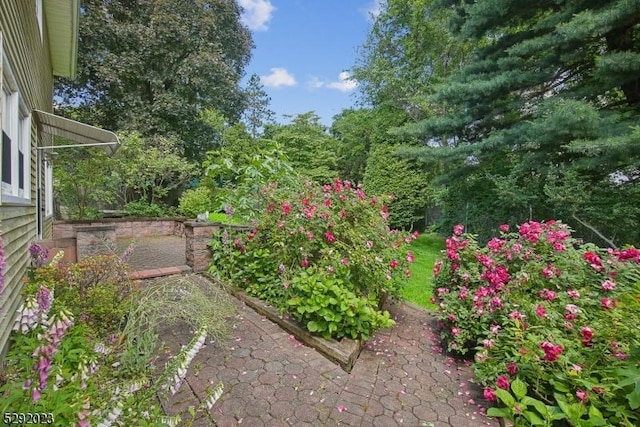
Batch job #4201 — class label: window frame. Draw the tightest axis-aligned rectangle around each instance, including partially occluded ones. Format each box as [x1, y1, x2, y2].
[1, 50, 32, 205]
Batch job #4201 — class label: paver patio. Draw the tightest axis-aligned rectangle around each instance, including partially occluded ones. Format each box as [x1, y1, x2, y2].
[127, 237, 498, 426]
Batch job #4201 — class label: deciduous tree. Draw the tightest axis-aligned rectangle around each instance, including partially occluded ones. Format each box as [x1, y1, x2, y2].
[55, 0, 253, 161]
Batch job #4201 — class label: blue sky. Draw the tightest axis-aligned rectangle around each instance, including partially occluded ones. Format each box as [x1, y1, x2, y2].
[238, 0, 383, 127]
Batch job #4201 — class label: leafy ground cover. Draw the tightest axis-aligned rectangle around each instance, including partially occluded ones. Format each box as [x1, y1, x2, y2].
[402, 233, 444, 310]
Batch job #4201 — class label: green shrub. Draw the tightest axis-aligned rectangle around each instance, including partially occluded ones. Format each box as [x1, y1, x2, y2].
[287, 268, 393, 340]
[209, 178, 417, 340]
[124, 200, 171, 217]
[178, 187, 215, 218]
[434, 221, 640, 426]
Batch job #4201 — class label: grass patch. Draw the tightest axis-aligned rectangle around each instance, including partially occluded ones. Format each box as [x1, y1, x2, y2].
[402, 233, 445, 310]
[208, 212, 244, 224]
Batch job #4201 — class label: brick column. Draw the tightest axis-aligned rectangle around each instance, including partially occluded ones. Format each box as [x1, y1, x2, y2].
[75, 225, 116, 261]
[184, 221, 221, 272]
[185, 222, 251, 272]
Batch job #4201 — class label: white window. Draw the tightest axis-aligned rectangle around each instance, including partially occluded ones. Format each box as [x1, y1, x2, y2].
[1, 54, 31, 204]
[44, 158, 53, 216]
[36, 0, 43, 41]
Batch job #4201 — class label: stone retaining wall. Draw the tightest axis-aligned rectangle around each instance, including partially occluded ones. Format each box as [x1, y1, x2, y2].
[53, 218, 184, 239]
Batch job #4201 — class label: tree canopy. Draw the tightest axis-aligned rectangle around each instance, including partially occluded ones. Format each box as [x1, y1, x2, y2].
[367, 0, 640, 244]
[55, 0, 253, 161]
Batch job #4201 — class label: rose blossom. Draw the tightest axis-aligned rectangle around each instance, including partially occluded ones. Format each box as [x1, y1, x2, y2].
[601, 298, 617, 310]
[581, 326, 594, 344]
[536, 305, 547, 318]
[507, 362, 517, 376]
[483, 387, 497, 402]
[576, 389, 588, 402]
[601, 280, 616, 291]
[496, 375, 510, 390]
[541, 341, 563, 362]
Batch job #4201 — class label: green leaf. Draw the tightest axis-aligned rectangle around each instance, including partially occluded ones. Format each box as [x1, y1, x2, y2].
[587, 405, 606, 426]
[511, 378, 527, 400]
[495, 388, 516, 408]
[486, 407, 511, 418]
[307, 321, 319, 332]
[522, 410, 545, 425]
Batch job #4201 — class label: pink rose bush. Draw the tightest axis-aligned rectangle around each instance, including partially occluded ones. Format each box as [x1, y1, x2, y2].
[209, 179, 416, 339]
[434, 221, 640, 426]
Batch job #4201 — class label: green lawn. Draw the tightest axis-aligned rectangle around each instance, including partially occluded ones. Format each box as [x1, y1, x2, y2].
[402, 233, 445, 310]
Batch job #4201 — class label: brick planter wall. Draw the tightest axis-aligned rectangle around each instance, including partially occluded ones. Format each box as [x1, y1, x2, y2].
[53, 218, 185, 239]
[184, 221, 250, 272]
[76, 225, 117, 261]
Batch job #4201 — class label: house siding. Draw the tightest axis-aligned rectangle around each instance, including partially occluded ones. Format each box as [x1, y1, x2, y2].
[0, 0, 56, 357]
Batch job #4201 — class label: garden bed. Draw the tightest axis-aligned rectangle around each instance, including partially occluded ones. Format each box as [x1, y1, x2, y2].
[226, 285, 364, 372]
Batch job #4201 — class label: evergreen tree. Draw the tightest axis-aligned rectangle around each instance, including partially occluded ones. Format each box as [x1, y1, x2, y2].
[242, 74, 276, 139]
[401, 0, 640, 244]
[266, 112, 338, 184]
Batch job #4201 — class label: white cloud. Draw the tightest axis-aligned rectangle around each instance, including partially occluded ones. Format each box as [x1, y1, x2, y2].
[310, 72, 357, 93]
[362, 0, 384, 21]
[327, 72, 358, 92]
[260, 67, 297, 88]
[238, 0, 275, 31]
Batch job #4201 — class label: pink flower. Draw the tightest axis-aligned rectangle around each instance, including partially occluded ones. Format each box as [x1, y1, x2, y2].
[300, 258, 309, 268]
[496, 375, 510, 390]
[406, 251, 415, 263]
[536, 305, 547, 318]
[581, 326, 593, 344]
[540, 341, 563, 362]
[281, 202, 291, 215]
[366, 240, 374, 249]
[451, 327, 460, 336]
[341, 257, 350, 265]
[601, 279, 616, 291]
[389, 259, 399, 269]
[509, 311, 524, 320]
[482, 339, 494, 348]
[507, 362, 517, 376]
[538, 289, 557, 301]
[567, 289, 580, 299]
[324, 198, 331, 207]
[337, 404, 346, 413]
[433, 260, 443, 276]
[583, 252, 603, 271]
[483, 387, 497, 402]
[453, 224, 465, 236]
[324, 231, 336, 243]
[541, 264, 555, 278]
[306, 231, 314, 240]
[487, 238, 505, 253]
[576, 389, 588, 403]
[490, 324, 501, 335]
[565, 304, 580, 315]
[614, 247, 640, 263]
[601, 298, 617, 310]
[412, 231, 420, 239]
[499, 224, 509, 232]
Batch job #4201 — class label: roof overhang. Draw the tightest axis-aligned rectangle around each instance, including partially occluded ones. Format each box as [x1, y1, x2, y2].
[45, 0, 80, 79]
[34, 110, 120, 155]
